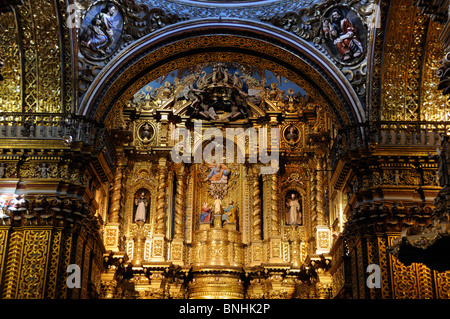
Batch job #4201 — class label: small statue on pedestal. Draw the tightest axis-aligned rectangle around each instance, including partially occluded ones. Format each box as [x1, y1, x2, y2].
[222, 200, 236, 224]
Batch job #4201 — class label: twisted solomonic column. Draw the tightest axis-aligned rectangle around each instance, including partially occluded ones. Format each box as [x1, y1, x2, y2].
[155, 159, 168, 235]
[270, 173, 280, 236]
[251, 173, 262, 240]
[173, 165, 186, 239]
[109, 161, 124, 224]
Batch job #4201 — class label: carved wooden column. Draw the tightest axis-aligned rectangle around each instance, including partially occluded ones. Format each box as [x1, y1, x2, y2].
[104, 154, 126, 252]
[170, 163, 186, 265]
[314, 155, 331, 255]
[270, 173, 280, 236]
[264, 171, 282, 263]
[314, 156, 326, 226]
[152, 157, 168, 261]
[249, 167, 263, 266]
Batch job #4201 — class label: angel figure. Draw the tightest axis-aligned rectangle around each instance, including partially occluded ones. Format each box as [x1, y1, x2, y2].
[176, 83, 206, 117]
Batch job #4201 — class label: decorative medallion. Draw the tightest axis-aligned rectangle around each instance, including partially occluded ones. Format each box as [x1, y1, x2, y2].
[283, 124, 301, 145]
[79, 2, 124, 60]
[136, 122, 156, 144]
[321, 6, 366, 65]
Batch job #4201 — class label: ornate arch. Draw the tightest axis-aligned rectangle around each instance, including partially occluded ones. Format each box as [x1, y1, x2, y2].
[79, 21, 365, 129]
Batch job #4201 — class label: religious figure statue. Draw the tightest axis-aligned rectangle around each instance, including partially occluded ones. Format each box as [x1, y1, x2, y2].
[437, 133, 450, 187]
[222, 83, 249, 121]
[286, 192, 302, 225]
[80, 3, 119, 56]
[80, 17, 109, 55]
[222, 200, 236, 224]
[180, 83, 218, 120]
[134, 192, 148, 222]
[141, 123, 153, 140]
[200, 201, 212, 223]
[213, 195, 222, 215]
[323, 8, 363, 61]
[177, 63, 252, 121]
[96, 3, 117, 48]
[40, 163, 48, 179]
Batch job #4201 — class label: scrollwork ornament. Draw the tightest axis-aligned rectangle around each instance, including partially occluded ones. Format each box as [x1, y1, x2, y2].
[77, 0, 186, 100]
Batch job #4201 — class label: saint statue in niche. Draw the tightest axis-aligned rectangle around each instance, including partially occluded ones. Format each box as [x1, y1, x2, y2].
[322, 8, 364, 62]
[79, 3, 123, 59]
[285, 191, 302, 225]
[133, 190, 149, 223]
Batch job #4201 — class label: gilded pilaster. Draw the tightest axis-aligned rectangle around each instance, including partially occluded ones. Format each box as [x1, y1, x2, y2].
[0, 226, 10, 285]
[44, 228, 63, 299]
[1, 230, 24, 299]
[56, 229, 73, 299]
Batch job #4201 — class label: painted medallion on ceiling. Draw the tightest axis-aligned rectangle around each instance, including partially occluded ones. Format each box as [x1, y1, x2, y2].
[79, 2, 124, 60]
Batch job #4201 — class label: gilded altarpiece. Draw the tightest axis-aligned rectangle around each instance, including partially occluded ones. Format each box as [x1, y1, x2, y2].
[99, 60, 336, 299]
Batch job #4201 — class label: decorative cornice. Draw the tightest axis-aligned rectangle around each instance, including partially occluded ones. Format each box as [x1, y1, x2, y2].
[143, 0, 320, 19]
